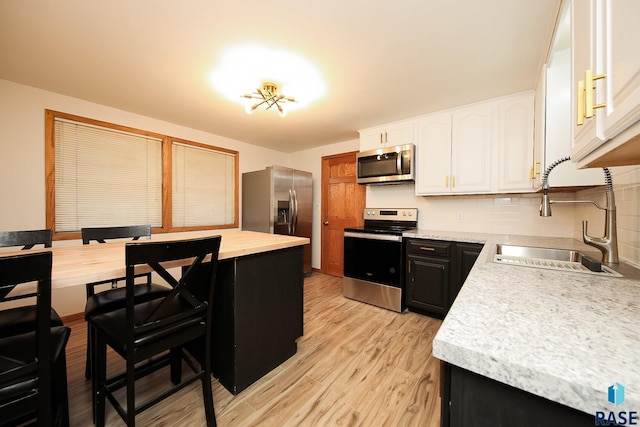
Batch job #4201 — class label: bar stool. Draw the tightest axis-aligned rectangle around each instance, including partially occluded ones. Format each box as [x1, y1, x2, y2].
[0, 251, 71, 426]
[81, 225, 170, 381]
[91, 236, 221, 426]
[0, 229, 63, 338]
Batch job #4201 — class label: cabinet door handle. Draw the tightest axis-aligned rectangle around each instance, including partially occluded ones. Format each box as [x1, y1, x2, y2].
[445, 176, 449, 188]
[420, 247, 436, 251]
[585, 69, 606, 119]
[380, 133, 383, 144]
[385, 132, 388, 143]
[452, 175, 456, 188]
[529, 163, 540, 181]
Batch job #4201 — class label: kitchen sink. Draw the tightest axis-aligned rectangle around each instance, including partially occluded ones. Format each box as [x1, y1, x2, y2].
[494, 244, 622, 277]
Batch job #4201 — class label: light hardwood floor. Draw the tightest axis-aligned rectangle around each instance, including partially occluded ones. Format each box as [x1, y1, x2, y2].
[64, 272, 443, 426]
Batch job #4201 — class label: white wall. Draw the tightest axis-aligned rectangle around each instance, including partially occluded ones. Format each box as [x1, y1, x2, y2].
[0, 79, 288, 315]
[0, 79, 288, 229]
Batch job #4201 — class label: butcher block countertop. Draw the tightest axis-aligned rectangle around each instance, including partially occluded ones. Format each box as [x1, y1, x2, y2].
[0, 230, 308, 289]
[403, 229, 640, 417]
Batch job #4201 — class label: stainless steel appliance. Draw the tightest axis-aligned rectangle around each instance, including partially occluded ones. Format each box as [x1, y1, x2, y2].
[242, 165, 313, 275]
[356, 144, 415, 184]
[343, 208, 418, 312]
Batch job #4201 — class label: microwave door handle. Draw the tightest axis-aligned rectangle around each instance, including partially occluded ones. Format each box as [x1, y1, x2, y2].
[396, 152, 402, 175]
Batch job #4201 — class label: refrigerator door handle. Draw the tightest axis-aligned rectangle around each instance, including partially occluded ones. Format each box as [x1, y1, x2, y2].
[288, 189, 294, 235]
[292, 189, 299, 235]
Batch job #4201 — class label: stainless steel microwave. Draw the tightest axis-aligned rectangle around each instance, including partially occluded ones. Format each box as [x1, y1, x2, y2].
[356, 144, 415, 184]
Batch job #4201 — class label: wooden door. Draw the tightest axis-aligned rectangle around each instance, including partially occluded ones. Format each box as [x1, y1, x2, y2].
[321, 152, 365, 277]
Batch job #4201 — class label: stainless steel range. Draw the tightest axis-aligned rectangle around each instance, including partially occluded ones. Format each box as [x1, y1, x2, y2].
[343, 208, 418, 312]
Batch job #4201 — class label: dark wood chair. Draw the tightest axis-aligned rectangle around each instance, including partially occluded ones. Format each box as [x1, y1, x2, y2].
[0, 251, 71, 426]
[81, 225, 169, 380]
[0, 229, 52, 250]
[0, 229, 63, 338]
[91, 235, 221, 427]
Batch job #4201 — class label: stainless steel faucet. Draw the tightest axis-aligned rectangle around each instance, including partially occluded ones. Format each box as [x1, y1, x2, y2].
[539, 156, 619, 264]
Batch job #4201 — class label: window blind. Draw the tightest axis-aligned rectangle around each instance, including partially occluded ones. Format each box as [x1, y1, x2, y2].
[172, 142, 236, 227]
[54, 119, 163, 232]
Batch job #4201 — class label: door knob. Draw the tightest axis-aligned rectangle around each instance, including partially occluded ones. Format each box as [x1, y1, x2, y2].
[323, 221, 329, 225]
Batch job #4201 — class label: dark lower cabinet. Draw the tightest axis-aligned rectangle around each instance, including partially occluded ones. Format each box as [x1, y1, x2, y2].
[405, 239, 482, 318]
[187, 246, 304, 395]
[453, 242, 483, 304]
[406, 253, 451, 316]
[441, 363, 595, 427]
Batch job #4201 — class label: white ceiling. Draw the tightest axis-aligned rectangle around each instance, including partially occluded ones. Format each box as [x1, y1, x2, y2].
[0, 0, 561, 153]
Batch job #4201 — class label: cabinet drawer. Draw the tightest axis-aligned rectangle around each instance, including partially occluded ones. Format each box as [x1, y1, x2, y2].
[406, 239, 452, 257]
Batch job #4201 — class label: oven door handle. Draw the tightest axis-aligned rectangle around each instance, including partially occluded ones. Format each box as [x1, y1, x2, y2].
[344, 231, 402, 242]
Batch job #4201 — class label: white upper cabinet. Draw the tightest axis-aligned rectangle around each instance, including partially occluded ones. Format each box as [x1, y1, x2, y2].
[451, 104, 494, 194]
[415, 92, 534, 196]
[540, 1, 603, 187]
[496, 93, 535, 192]
[571, 0, 599, 153]
[415, 103, 493, 195]
[359, 120, 415, 152]
[571, 0, 640, 167]
[415, 112, 452, 194]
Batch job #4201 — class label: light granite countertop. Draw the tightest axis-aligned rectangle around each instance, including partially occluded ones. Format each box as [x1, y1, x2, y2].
[405, 229, 640, 416]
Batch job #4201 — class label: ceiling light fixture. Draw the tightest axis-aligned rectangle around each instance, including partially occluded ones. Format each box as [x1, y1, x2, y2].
[209, 45, 326, 115]
[242, 81, 295, 117]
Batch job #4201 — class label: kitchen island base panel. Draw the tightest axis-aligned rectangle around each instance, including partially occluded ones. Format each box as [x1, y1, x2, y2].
[441, 363, 595, 427]
[187, 246, 304, 395]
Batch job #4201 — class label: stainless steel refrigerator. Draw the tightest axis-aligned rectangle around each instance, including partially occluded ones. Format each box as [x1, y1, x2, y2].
[242, 166, 312, 275]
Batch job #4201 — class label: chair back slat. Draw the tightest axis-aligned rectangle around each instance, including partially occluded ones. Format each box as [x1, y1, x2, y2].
[81, 225, 153, 293]
[0, 229, 52, 250]
[0, 238, 53, 300]
[81, 225, 151, 245]
[0, 251, 53, 424]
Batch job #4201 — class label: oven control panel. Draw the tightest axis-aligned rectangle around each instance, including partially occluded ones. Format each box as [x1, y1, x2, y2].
[363, 208, 417, 221]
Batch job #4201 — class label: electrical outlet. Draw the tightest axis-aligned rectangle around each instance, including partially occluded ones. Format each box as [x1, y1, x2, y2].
[457, 213, 464, 222]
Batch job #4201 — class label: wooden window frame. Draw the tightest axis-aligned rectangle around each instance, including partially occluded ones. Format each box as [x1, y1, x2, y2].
[45, 110, 239, 240]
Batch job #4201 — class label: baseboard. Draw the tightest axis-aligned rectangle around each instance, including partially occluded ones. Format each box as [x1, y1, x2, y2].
[61, 312, 85, 324]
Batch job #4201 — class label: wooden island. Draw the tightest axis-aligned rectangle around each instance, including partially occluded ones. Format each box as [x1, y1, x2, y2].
[1, 230, 308, 396]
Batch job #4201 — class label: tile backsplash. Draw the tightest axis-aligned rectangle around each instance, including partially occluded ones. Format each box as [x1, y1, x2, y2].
[367, 184, 578, 238]
[366, 166, 640, 266]
[575, 166, 640, 266]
